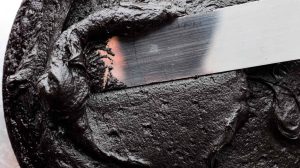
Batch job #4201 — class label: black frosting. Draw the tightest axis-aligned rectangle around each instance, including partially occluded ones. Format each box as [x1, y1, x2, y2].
[3, 0, 300, 167]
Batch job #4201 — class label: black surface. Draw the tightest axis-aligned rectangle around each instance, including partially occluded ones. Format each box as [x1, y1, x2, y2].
[3, 0, 300, 168]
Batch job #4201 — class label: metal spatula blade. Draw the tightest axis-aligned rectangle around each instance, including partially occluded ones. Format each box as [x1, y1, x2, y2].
[107, 0, 300, 87]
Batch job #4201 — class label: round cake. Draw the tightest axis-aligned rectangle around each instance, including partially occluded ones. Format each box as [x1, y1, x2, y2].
[3, 0, 300, 167]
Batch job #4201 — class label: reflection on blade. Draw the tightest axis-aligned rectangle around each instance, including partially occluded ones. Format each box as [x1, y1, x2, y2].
[108, 37, 125, 81]
[108, 0, 300, 88]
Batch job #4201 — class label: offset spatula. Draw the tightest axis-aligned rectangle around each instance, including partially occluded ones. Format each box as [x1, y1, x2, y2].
[107, 0, 300, 87]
